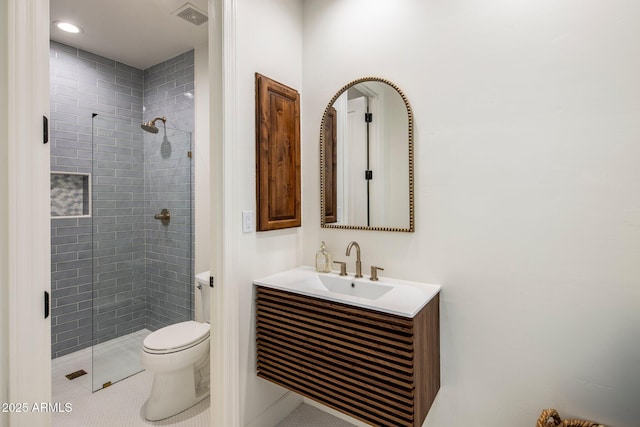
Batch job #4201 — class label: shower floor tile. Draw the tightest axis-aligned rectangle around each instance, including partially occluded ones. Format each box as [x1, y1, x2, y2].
[53, 329, 151, 392]
[92, 328, 151, 389]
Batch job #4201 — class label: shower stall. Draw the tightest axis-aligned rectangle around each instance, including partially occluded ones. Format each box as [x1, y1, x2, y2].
[89, 114, 193, 391]
[49, 42, 196, 394]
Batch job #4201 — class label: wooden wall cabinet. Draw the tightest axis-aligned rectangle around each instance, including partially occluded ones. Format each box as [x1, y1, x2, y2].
[255, 73, 301, 231]
[256, 286, 440, 427]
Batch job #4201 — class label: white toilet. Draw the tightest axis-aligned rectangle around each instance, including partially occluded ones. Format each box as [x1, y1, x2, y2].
[141, 271, 211, 421]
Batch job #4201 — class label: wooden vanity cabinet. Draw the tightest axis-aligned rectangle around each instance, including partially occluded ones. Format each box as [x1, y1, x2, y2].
[256, 286, 440, 427]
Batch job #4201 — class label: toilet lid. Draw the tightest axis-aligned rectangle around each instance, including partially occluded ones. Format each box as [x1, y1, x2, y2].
[143, 321, 210, 352]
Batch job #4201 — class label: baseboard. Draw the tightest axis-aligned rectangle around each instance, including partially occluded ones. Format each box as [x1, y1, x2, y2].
[302, 398, 371, 427]
[245, 392, 303, 427]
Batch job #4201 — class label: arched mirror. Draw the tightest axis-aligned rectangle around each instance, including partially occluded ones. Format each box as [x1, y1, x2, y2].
[320, 77, 414, 232]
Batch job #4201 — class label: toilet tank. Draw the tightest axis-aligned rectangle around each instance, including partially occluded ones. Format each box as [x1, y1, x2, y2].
[195, 271, 211, 323]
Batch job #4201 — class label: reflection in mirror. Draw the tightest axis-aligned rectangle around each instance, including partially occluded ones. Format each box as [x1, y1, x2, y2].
[320, 78, 414, 232]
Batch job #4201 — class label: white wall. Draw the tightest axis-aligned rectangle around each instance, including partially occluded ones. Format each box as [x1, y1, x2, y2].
[0, 0, 10, 424]
[301, 1, 640, 426]
[233, 0, 304, 425]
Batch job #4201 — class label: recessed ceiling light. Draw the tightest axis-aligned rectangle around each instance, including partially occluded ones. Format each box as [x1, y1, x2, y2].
[53, 21, 83, 34]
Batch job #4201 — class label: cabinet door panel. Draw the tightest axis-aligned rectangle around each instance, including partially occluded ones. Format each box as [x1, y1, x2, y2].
[255, 73, 301, 231]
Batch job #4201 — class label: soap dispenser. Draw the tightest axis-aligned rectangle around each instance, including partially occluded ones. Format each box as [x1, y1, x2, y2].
[315, 241, 332, 273]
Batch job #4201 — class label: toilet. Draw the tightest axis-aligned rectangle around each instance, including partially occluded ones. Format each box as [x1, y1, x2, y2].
[141, 271, 211, 421]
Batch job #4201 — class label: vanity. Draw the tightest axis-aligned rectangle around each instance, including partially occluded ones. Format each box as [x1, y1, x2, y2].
[253, 76, 434, 425]
[254, 267, 441, 427]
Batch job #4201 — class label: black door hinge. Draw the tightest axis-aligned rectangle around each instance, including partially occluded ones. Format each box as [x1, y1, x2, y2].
[210, 276, 214, 288]
[43, 116, 48, 144]
[365, 170, 373, 180]
[364, 112, 373, 123]
[44, 291, 50, 319]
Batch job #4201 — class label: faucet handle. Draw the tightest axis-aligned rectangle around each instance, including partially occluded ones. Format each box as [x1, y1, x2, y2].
[370, 266, 384, 281]
[333, 261, 347, 276]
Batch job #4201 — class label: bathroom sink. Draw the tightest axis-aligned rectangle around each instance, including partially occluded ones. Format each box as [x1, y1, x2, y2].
[254, 266, 441, 317]
[318, 275, 392, 300]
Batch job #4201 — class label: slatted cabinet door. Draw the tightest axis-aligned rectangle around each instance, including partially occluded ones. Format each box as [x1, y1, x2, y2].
[256, 286, 440, 427]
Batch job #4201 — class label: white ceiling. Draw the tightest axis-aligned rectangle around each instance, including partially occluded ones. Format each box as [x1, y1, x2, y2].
[50, 0, 208, 70]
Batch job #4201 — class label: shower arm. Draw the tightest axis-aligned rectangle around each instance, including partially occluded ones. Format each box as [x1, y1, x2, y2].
[149, 116, 166, 126]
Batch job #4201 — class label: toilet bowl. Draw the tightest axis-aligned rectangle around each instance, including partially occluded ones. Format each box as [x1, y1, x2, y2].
[141, 272, 211, 421]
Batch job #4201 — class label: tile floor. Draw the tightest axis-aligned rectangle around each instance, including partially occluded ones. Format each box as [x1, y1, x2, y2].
[276, 404, 357, 427]
[52, 368, 209, 427]
[52, 330, 354, 426]
[52, 329, 209, 426]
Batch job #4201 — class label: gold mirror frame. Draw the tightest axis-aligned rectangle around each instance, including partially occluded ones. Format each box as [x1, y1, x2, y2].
[320, 77, 414, 232]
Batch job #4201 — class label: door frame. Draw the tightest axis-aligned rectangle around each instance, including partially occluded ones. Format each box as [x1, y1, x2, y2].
[2, 0, 240, 426]
[3, 1, 52, 426]
[209, 0, 241, 426]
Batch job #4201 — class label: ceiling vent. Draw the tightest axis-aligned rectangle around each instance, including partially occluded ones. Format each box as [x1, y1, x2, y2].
[174, 3, 208, 27]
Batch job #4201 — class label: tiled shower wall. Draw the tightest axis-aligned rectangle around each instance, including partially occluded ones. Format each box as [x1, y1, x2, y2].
[91, 114, 147, 348]
[50, 41, 194, 358]
[50, 41, 145, 357]
[143, 51, 195, 331]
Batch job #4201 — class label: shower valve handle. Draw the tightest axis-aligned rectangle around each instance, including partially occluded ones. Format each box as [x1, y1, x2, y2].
[154, 209, 171, 224]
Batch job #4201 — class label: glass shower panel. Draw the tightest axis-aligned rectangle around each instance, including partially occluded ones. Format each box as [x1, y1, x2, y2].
[91, 114, 192, 392]
[144, 125, 194, 331]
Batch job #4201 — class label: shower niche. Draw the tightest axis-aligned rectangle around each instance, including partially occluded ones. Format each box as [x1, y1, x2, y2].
[50, 172, 91, 218]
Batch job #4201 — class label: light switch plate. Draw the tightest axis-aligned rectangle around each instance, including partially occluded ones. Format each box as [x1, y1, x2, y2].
[242, 210, 254, 233]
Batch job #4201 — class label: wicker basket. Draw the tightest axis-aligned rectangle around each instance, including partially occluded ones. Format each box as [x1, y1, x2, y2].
[537, 409, 605, 427]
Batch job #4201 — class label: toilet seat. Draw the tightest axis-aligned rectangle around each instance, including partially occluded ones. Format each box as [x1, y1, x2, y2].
[143, 321, 210, 354]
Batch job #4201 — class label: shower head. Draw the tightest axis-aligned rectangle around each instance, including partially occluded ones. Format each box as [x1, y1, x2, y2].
[141, 116, 167, 134]
[141, 123, 159, 133]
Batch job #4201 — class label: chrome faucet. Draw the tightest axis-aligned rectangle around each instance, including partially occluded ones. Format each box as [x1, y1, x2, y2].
[345, 241, 362, 278]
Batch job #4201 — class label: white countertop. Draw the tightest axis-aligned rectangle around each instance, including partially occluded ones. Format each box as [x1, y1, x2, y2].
[253, 266, 441, 318]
